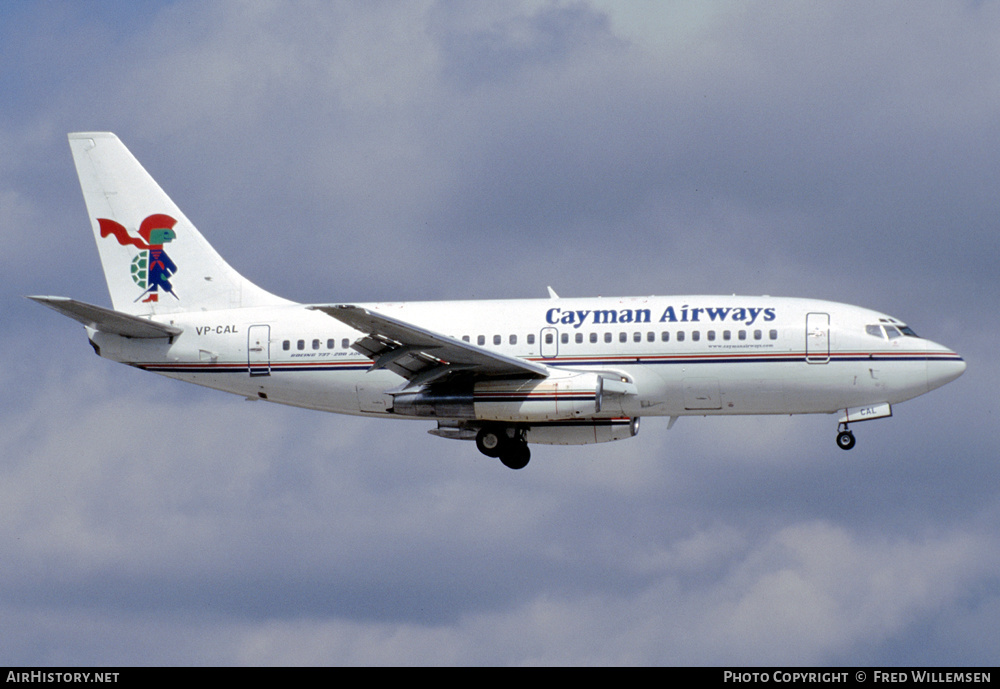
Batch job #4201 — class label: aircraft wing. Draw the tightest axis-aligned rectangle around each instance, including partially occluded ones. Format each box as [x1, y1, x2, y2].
[309, 304, 549, 387]
[28, 296, 183, 338]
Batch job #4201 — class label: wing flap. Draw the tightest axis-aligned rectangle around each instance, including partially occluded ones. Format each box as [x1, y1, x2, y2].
[28, 296, 183, 338]
[308, 304, 549, 384]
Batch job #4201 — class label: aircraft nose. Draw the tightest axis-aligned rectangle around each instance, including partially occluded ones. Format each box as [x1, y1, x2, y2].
[926, 344, 966, 392]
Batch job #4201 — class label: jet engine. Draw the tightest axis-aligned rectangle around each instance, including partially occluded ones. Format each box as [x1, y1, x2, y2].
[392, 370, 609, 422]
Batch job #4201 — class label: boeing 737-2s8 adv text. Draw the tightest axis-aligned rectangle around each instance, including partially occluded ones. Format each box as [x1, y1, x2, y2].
[32, 133, 966, 469]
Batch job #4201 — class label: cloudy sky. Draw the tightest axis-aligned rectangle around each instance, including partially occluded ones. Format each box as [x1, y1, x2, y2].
[2, 0, 997, 666]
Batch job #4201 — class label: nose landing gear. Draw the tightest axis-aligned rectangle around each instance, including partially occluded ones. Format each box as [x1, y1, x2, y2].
[836, 424, 856, 450]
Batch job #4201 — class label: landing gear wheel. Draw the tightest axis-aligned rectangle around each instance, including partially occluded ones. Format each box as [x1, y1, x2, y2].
[836, 430, 856, 450]
[499, 442, 531, 470]
[476, 427, 504, 458]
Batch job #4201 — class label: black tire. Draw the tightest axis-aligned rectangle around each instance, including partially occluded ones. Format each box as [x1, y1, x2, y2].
[476, 427, 505, 458]
[836, 430, 856, 450]
[500, 442, 530, 470]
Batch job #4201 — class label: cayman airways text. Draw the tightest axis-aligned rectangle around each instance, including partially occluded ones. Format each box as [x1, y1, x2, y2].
[545, 305, 777, 328]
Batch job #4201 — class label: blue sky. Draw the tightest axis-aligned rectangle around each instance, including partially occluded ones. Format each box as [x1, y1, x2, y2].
[2, 0, 997, 665]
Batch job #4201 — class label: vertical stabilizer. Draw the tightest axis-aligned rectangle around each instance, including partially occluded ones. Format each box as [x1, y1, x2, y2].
[69, 132, 290, 315]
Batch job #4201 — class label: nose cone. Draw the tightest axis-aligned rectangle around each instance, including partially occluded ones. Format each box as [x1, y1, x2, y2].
[926, 343, 966, 392]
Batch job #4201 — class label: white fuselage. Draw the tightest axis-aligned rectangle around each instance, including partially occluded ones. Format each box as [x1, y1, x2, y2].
[89, 295, 965, 422]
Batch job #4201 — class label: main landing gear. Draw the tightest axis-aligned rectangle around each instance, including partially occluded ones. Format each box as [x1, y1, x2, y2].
[476, 426, 531, 470]
[836, 423, 856, 451]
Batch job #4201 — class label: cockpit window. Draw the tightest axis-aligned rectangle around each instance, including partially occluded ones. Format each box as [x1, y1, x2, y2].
[866, 323, 920, 339]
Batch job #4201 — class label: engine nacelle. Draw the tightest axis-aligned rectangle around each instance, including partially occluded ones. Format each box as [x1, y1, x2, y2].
[392, 370, 606, 422]
[473, 371, 604, 421]
[525, 417, 640, 445]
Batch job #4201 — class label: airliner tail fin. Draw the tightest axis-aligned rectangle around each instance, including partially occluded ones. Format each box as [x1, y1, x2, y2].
[68, 132, 290, 315]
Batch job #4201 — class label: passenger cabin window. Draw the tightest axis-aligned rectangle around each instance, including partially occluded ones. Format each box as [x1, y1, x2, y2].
[510, 334, 517, 345]
[283, 340, 290, 351]
[312, 339, 320, 350]
[545, 333, 553, 344]
[342, 338, 349, 349]
[527, 334, 535, 345]
[561, 333, 569, 344]
[297, 339, 305, 350]
[677, 331, 685, 342]
[576, 333, 583, 344]
[605, 333, 612, 343]
[590, 333, 597, 343]
[493, 335, 501, 345]
[478, 335, 485, 346]
[327, 339, 335, 349]
[661, 332, 669, 342]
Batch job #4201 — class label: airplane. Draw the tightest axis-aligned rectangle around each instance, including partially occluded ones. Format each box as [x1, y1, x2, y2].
[30, 132, 966, 469]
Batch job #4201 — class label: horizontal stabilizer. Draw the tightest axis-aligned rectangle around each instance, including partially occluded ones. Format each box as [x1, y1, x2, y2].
[28, 296, 183, 338]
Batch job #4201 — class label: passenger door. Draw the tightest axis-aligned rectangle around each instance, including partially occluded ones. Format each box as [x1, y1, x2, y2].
[806, 313, 830, 364]
[247, 324, 271, 376]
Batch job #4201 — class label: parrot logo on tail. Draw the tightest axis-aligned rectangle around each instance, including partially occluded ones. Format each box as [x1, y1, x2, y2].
[99, 214, 178, 302]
